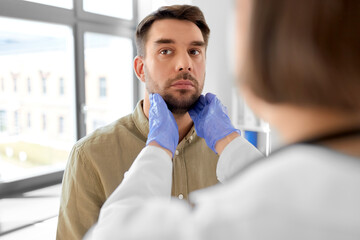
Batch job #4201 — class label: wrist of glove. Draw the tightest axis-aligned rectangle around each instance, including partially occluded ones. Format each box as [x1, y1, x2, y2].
[189, 93, 240, 154]
[146, 93, 179, 157]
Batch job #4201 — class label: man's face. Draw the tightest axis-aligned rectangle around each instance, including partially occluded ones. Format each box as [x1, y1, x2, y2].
[141, 19, 206, 114]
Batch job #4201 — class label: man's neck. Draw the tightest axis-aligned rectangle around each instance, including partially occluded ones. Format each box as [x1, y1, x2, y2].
[143, 97, 193, 143]
[173, 113, 194, 142]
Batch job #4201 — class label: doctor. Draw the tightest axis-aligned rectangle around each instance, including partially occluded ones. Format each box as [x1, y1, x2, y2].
[85, 0, 360, 239]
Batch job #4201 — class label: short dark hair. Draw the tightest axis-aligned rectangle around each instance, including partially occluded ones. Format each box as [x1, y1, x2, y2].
[135, 5, 210, 57]
[243, 0, 360, 112]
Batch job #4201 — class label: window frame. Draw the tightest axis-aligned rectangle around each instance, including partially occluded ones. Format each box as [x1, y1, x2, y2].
[0, 0, 139, 197]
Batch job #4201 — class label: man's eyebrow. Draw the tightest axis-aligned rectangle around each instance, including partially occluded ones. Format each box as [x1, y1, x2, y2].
[153, 39, 205, 47]
[154, 38, 175, 45]
[191, 41, 206, 47]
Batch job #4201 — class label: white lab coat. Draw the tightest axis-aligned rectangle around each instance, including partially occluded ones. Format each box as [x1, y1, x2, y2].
[84, 137, 360, 240]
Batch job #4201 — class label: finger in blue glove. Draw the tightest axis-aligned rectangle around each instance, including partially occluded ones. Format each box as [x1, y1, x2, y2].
[189, 93, 240, 154]
[146, 93, 179, 156]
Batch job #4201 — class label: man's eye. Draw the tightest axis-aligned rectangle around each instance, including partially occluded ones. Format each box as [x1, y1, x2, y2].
[160, 49, 173, 55]
[189, 49, 200, 55]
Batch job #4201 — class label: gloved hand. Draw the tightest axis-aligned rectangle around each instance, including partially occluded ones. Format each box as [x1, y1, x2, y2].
[189, 93, 240, 154]
[146, 93, 179, 157]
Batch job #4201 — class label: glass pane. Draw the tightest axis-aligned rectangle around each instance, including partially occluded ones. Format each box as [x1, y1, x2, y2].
[84, 32, 133, 134]
[22, 0, 73, 9]
[83, 0, 133, 20]
[0, 17, 75, 181]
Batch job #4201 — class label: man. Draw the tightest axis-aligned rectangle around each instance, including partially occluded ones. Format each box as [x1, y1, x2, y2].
[57, 5, 261, 240]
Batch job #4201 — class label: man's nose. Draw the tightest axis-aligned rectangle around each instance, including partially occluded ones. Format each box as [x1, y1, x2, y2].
[176, 53, 192, 72]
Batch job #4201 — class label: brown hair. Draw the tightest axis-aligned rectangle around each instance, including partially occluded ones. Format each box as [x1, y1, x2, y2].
[135, 5, 210, 57]
[244, 0, 360, 111]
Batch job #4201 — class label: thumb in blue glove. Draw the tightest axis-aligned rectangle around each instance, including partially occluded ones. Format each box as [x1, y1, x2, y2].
[146, 93, 179, 157]
[189, 93, 240, 154]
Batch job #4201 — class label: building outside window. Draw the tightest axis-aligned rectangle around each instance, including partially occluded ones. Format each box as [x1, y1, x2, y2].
[1, 77, 4, 92]
[99, 77, 107, 98]
[27, 77, 31, 94]
[14, 110, 19, 134]
[12, 73, 18, 93]
[84, 33, 134, 134]
[0, 110, 6, 132]
[41, 77, 47, 94]
[40, 70, 51, 95]
[59, 116, 64, 134]
[59, 77, 65, 96]
[0, 16, 77, 186]
[42, 113, 47, 131]
[27, 112, 31, 128]
[92, 119, 106, 131]
[0, 1, 137, 184]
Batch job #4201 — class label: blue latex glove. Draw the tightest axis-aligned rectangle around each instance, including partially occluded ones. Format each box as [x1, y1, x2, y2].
[189, 93, 240, 154]
[146, 93, 179, 156]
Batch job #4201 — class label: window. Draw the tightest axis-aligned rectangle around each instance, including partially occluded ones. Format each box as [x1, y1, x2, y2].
[92, 119, 106, 131]
[12, 73, 18, 92]
[42, 77, 46, 94]
[59, 77, 65, 95]
[42, 113, 47, 131]
[99, 77, 107, 98]
[14, 110, 19, 134]
[23, 0, 73, 9]
[0, 110, 6, 132]
[27, 77, 32, 93]
[84, 33, 134, 134]
[1, 77, 4, 92]
[83, 0, 133, 20]
[59, 116, 64, 134]
[0, 17, 75, 184]
[40, 71, 49, 95]
[0, 0, 137, 221]
[27, 112, 31, 128]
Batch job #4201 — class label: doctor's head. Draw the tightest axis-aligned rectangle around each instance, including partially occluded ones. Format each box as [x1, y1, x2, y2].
[134, 5, 210, 115]
[236, 0, 360, 141]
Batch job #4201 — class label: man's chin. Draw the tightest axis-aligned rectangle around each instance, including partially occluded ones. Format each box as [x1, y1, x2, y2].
[165, 100, 192, 114]
[168, 107, 189, 115]
[163, 94, 199, 115]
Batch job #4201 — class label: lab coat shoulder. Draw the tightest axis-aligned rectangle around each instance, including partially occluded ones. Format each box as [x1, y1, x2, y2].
[191, 144, 360, 239]
[216, 143, 360, 205]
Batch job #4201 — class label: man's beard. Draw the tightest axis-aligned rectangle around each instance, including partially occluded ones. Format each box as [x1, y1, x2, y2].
[162, 89, 199, 114]
[145, 71, 204, 114]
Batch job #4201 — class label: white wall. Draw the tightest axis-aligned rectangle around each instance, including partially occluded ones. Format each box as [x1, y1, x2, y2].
[192, 0, 237, 117]
[192, 0, 283, 150]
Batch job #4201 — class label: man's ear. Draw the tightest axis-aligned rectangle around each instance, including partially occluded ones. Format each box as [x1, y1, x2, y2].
[134, 56, 145, 83]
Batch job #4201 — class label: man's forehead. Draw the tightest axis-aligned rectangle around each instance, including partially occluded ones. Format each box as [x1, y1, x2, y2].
[147, 19, 204, 45]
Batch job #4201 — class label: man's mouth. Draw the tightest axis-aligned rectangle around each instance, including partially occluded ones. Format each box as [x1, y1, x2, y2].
[170, 80, 195, 89]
